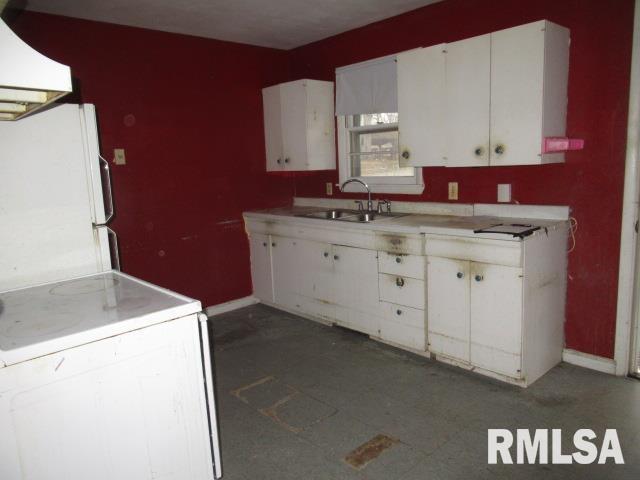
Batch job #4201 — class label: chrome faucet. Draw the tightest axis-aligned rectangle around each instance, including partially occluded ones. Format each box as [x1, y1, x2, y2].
[341, 178, 373, 212]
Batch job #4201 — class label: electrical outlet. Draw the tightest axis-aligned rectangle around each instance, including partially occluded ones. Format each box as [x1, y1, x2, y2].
[497, 184, 512, 203]
[113, 148, 126, 165]
[326, 182, 333, 195]
[448, 182, 459, 200]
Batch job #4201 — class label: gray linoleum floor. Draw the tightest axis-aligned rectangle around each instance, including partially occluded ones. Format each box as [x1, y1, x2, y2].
[209, 304, 640, 480]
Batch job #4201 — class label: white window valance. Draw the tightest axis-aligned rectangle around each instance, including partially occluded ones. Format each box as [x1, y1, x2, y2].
[335, 54, 397, 116]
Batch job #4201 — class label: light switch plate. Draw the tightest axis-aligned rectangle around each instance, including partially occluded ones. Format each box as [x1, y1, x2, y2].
[114, 148, 126, 165]
[448, 182, 459, 201]
[326, 182, 333, 195]
[498, 184, 511, 203]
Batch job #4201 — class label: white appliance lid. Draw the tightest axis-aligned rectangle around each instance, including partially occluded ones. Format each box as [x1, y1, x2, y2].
[0, 270, 202, 367]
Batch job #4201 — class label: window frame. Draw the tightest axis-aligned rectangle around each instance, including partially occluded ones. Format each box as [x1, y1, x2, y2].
[337, 115, 424, 195]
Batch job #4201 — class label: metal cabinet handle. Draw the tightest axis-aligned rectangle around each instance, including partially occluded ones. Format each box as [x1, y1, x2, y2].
[494, 145, 505, 155]
[396, 309, 402, 316]
[262, 242, 267, 247]
[106, 226, 120, 271]
[456, 272, 464, 279]
[99, 155, 115, 224]
[475, 274, 484, 282]
[395, 256, 402, 264]
[474, 147, 484, 157]
[401, 150, 410, 159]
[284, 158, 290, 164]
[276, 158, 282, 164]
[323, 252, 329, 258]
[272, 242, 276, 247]
[333, 255, 339, 261]
[396, 277, 405, 287]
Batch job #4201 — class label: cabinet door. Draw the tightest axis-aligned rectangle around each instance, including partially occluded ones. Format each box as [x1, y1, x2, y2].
[304, 80, 336, 170]
[248, 233, 273, 303]
[427, 257, 470, 362]
[490, 21, 545, 166]
[470, 263, 523, 377]
[262, 85, 284, 171]
[397, 45, 446, 167]
[444, 34, 491, 167]
[271, 236, 299, 310]
[280, 81, 308, 170]
[332, 245, 381, 335]
[272, 236, 334, 319]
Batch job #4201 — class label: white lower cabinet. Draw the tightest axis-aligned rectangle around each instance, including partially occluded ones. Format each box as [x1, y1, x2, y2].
[248, 232, 274, 303]
[426, 257, 471, 363]
[427, 256, 523, 377]
[379, 273, 425, 310]
[271, 236, 334, 319]
[469, 263, 523, 377]
[379, 302, 426, 351]
[332, 245, 381, 335]
[267, 236, 381, 333]
[247, 218, 566, 387]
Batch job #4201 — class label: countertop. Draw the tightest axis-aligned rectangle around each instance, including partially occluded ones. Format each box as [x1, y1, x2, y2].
[243, 206, 566, 241]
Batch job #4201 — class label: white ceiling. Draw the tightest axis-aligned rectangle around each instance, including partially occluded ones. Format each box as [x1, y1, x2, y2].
[23, 0, 442, 50]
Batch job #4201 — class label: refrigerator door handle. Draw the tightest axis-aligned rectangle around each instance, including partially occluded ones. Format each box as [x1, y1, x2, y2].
[106, 226, 120, 271]
[198, 312, 223, 479]
[99, 155, 115, 224]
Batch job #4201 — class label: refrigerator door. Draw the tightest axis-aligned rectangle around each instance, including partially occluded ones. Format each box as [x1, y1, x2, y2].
[0, 103, 111, 291]
[79, 104, 111, 226]
[94, 225, 117, 272]
[198, 313, 223, 479]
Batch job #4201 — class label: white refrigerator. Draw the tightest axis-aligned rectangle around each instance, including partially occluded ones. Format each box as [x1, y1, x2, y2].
[0, 105, 223, 479]
[0, 103, 115, 291]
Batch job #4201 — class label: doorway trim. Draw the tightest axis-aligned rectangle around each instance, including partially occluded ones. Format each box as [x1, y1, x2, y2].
[614, 0, 640, 376]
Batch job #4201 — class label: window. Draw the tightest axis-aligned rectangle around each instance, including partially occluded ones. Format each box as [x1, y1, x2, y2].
[338, 113, 423, 194]
[335, 55, 423, 194]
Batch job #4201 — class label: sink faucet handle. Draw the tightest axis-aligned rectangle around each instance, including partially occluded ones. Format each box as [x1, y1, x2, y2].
[377, 199, 392, 213]
[354, 200, 364, 212]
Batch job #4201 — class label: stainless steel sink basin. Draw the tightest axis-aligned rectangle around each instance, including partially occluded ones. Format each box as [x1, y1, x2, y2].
[339, 212, 377, 223]
[300, 209, 357, 220]
[297, 209, 409, 223]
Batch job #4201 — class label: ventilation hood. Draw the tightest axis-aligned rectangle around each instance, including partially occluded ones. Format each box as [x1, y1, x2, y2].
[0, 18, 72, 120]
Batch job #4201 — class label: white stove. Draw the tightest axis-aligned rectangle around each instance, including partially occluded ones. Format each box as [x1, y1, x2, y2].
[0, 271, 222, 479]
[0, 270, 201, 368]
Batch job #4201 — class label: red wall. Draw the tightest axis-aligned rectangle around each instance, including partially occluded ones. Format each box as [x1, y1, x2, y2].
[9, 11, 294, 307]
[288, 0, 635, 358]
[8, 0, 635, 359]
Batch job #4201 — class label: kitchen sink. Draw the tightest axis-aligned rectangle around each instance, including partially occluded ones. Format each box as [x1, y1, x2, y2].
[297, 209, 409, 223]
[301, 209, 358, 220]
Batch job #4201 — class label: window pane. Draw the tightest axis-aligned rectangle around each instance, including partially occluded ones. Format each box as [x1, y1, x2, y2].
[350, 152, 413, 177]
[349, 129, 398, 155]
[352, 112, 398, 126]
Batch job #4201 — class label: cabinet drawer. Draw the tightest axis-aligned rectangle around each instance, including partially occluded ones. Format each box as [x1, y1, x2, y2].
[380, 302, 426, 351]
[379, 273, 425, 310]
[425, 235, 522, 267]
[378, 252, 425, 279]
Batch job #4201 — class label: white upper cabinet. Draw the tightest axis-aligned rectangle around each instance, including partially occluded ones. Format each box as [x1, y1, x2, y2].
[443, 20, 569, 167]
[262, 79, 335, 171]
[396, 20, 570, 168]
[262, 85, 284, 171]
[489, 21, 570, 166]
[397, 45, 447, 167]
[444, 34, 492, 167]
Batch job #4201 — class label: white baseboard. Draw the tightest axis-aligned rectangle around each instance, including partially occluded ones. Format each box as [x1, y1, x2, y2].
[562, 348, 616, 375]
[205, 296, 258, 317]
